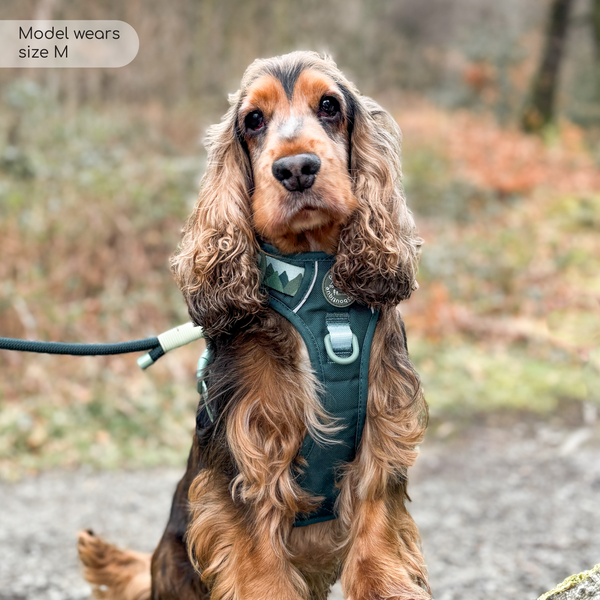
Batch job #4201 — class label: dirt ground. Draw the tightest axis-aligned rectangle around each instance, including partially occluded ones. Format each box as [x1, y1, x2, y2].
[1, 421, 599, 600]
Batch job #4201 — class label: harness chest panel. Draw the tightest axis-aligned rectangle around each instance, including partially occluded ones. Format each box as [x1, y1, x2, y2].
[258, 243, 379, 527]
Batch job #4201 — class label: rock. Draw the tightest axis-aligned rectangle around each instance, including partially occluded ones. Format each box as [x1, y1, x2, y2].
[539, 565, 600, 600]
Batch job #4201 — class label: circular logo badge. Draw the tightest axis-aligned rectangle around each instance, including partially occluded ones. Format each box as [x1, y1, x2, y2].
[322, 269, 354, 308]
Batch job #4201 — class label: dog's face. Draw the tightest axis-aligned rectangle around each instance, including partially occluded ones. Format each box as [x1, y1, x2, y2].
[238, 69, 357, 253]
[172, 52, 422, 337]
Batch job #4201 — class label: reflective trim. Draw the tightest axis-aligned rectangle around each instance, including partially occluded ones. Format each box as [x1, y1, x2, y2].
[293, 261, 319, 313]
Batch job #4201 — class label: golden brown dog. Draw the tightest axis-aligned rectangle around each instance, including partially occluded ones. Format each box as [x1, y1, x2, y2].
[78, 51, 430, 600]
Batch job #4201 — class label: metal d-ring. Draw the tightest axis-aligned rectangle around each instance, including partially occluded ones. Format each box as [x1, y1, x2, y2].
[324, 333, 359, 365]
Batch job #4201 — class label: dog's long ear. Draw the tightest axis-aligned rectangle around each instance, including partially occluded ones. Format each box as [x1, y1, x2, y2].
[171, 94, 267, 338]
[333, 96, 421, 308]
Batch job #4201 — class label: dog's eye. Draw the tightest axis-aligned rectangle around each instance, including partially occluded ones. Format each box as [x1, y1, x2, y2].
[318, 96, 340, 118]
[245, 110, 264, 131]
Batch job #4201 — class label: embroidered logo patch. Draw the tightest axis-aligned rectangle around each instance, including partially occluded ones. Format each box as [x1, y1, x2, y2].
[259, 254, 304, 296]
[322, 269, 354, 307]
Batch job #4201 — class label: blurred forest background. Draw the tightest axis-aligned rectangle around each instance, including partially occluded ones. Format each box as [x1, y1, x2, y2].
[0, 0, 599, 478]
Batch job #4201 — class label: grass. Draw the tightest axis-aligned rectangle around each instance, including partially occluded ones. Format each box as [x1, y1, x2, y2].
[411, 339, 587, 417]
[0, 83, 599, 478]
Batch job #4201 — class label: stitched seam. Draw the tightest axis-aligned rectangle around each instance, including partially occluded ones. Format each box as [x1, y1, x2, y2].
[356, 319, 366, 449]
[260, 250, 332, 266]
[356, 310, 379, 449]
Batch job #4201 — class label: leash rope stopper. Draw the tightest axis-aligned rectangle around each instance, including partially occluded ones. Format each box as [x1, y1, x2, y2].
[137, 322, 205, 369]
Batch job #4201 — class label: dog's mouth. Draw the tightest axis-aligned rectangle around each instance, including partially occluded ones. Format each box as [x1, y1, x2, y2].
[253, 187, 354, 247]
[295, 201, 320, 217]
[286, 191, 327, 214]
[284, 194, 333, 232]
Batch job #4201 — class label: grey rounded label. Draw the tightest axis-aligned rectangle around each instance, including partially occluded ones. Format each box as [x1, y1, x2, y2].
[322, 269, 354, 307]
[0, 21, 139, 68]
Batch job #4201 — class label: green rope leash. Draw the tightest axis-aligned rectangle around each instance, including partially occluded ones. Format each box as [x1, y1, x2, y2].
[537, 564, 600, 600]
[0, 322, 204, 370]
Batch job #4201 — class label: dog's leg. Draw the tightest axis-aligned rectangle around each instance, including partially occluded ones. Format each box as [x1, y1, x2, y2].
[188, 471, 310, 600]
[338, 308, 430, 600]
[79, 437, 207, 600]
[288, 520, 342, 600]
[338, 490, 430, 600]
[150, 436, 209, 600]
[187, 316, 329, 600]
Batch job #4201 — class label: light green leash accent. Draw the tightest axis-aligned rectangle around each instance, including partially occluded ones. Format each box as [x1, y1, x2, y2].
[537, 564, 600, 600]
[137, 322, 205, 369]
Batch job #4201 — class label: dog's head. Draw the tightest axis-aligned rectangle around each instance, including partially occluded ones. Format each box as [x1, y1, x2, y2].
[172, 51, 421, 337]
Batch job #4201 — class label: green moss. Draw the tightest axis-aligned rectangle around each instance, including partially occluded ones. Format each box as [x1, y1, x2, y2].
[410, 339, 588, 416]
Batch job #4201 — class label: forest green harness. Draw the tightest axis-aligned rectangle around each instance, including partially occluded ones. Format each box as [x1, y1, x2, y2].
[258, 243, 379, 526]
[197, 242, 379, 527]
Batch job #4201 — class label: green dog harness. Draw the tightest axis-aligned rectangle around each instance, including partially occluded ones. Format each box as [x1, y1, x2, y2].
[197, 242, 379, 527]
[259, 243, 379, 526]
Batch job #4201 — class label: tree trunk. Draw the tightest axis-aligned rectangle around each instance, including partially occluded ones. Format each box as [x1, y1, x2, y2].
[521, 0, 574, 133]
[593, 0, 600, 101]
[593, 0, 600, 54]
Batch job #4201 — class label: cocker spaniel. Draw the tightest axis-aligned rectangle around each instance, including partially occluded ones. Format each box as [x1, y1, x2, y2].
[78, 51, 430, 600]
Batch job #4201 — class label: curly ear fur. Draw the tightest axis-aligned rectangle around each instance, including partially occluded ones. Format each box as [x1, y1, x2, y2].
[170, 94, 267, 338]
[333, 94, 421, 307]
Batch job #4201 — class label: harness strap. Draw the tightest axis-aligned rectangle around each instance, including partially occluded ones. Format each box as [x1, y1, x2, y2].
[325, 313, 353, 357]
[257, 243, 379, 527]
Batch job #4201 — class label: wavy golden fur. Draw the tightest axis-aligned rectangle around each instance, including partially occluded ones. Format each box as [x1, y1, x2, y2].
[78, 51, 430, 600]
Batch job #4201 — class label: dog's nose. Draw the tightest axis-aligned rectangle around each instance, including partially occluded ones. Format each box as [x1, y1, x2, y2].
[272, 153, 321, 192]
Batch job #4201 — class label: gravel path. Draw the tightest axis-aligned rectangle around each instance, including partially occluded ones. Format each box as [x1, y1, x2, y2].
[1, 422, 599, 600]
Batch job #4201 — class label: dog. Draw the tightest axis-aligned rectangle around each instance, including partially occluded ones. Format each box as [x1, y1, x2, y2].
[78, 51, 430, 600]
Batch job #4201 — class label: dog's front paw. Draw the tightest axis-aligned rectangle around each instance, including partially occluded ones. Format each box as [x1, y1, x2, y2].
[343, 566, 431, 600]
